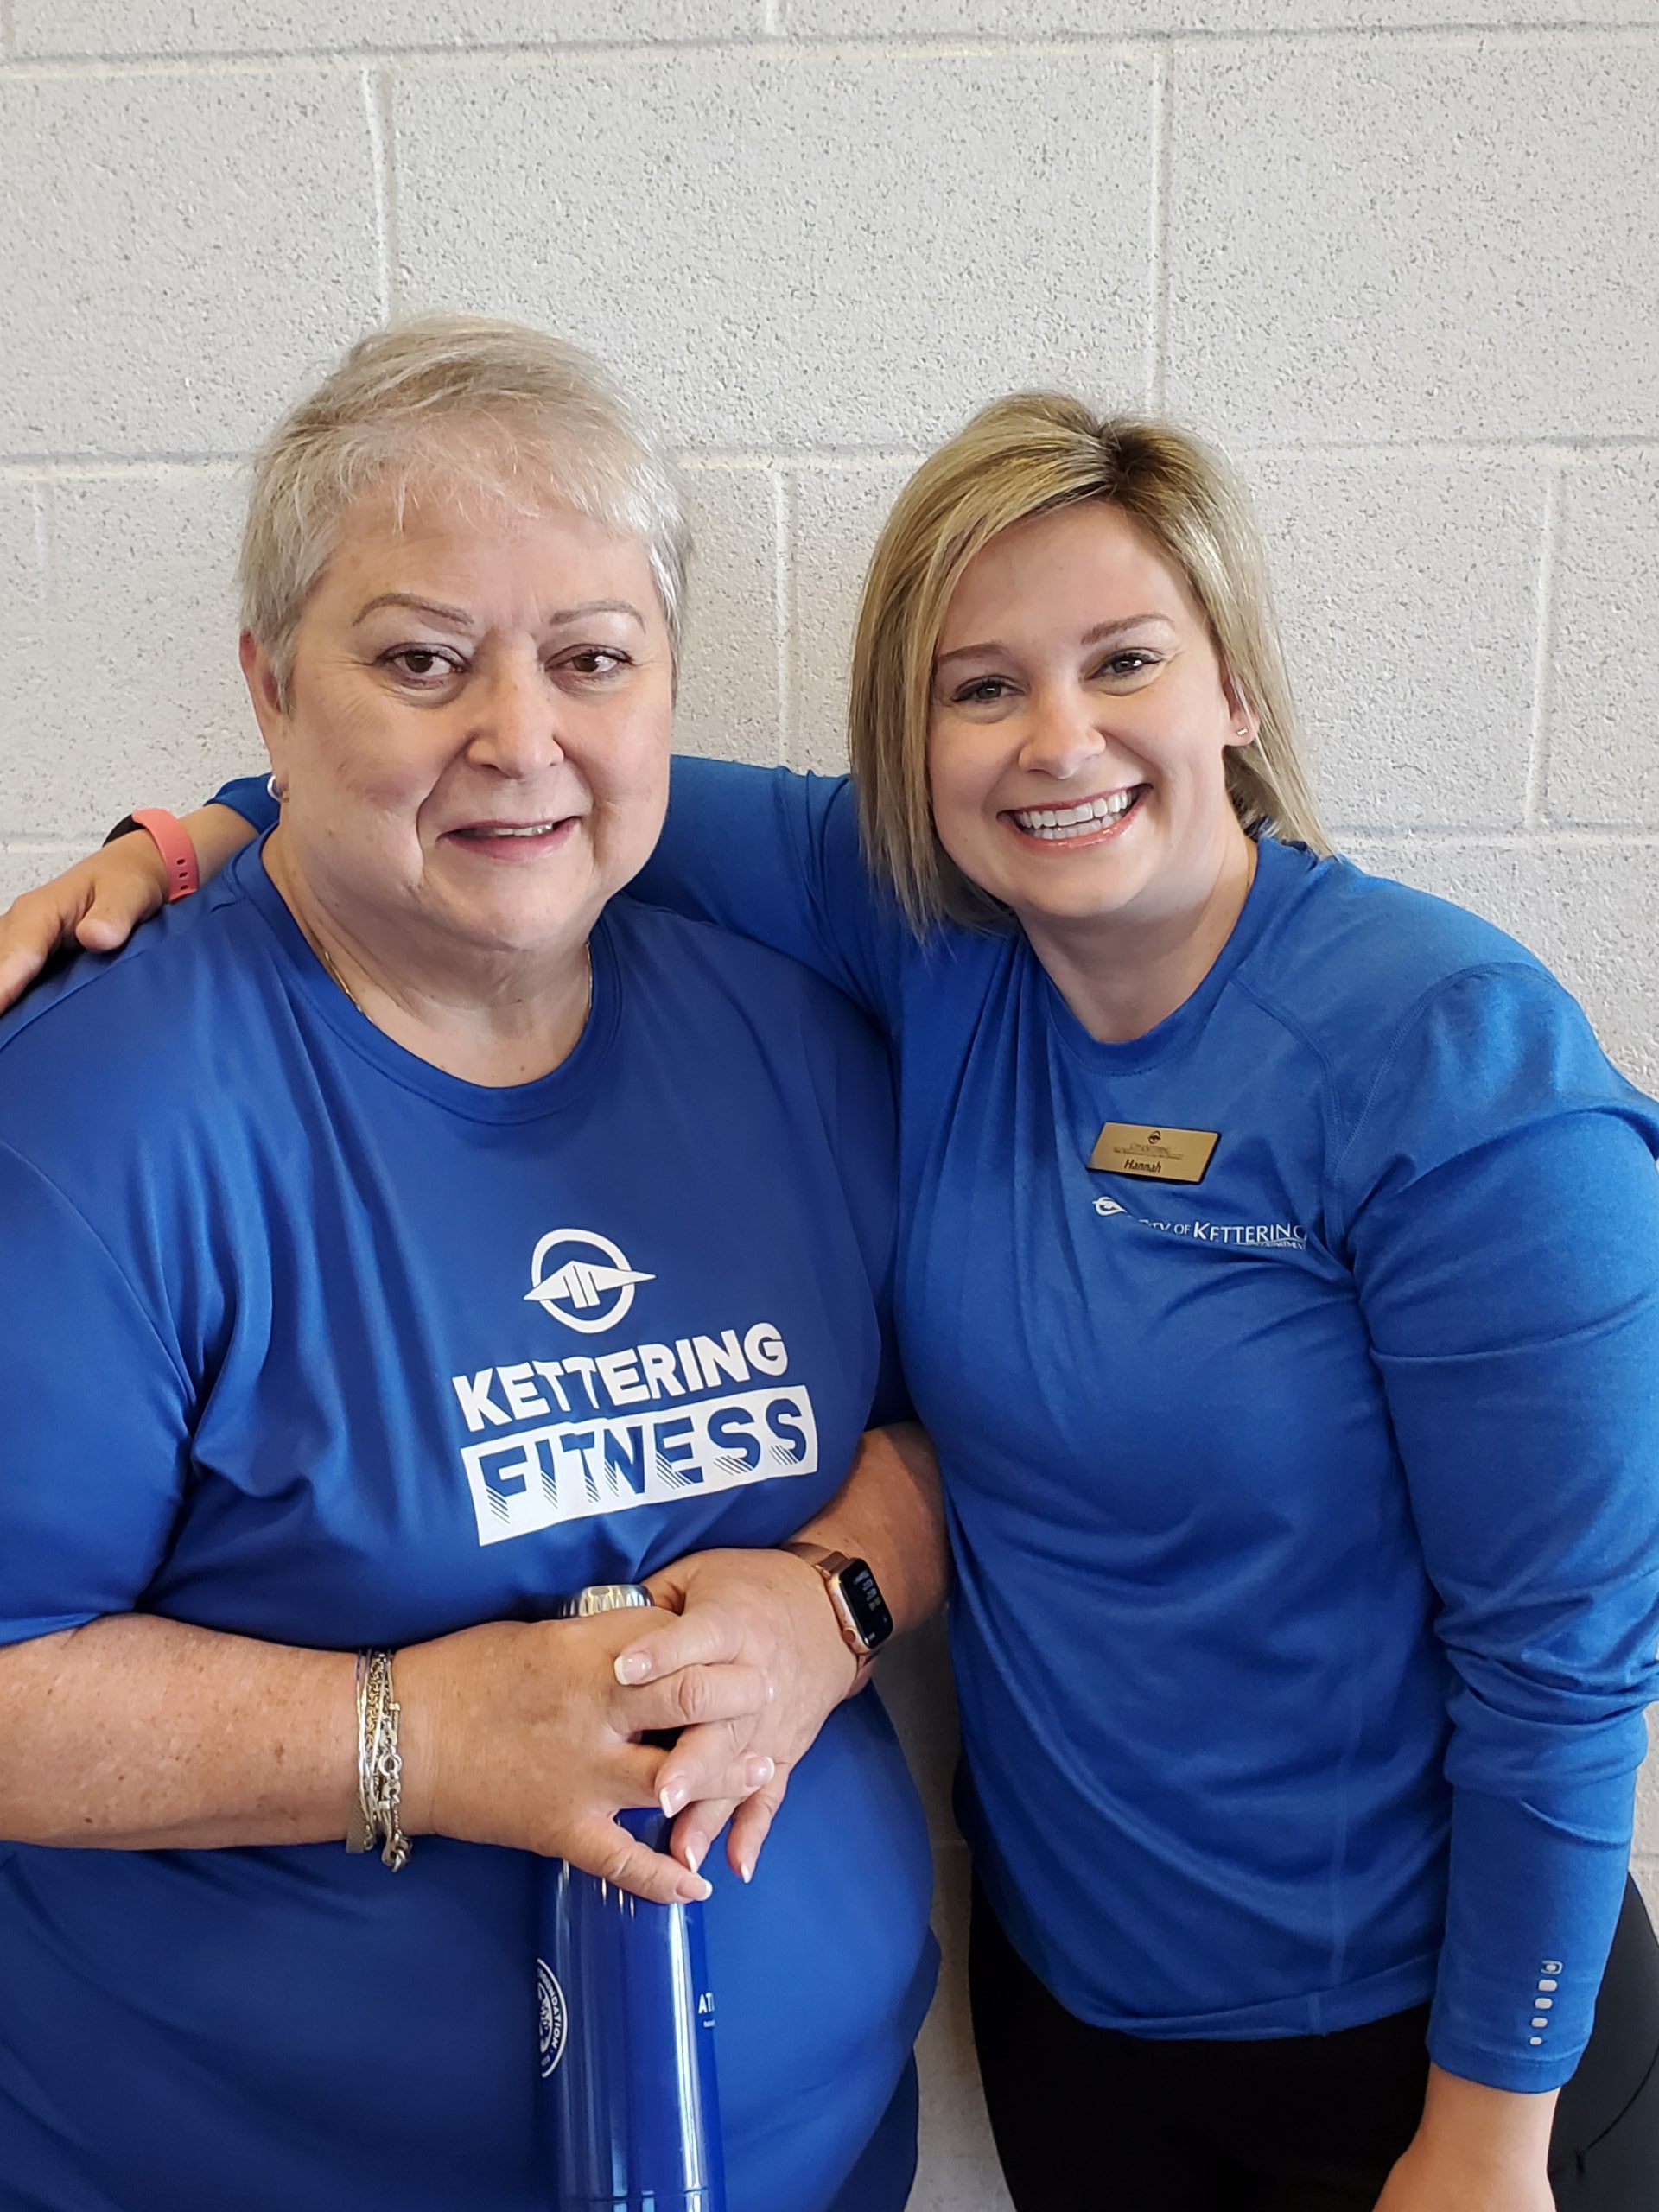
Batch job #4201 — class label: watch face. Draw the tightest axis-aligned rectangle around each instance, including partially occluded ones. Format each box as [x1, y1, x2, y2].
[838, 1559, 893, 1651]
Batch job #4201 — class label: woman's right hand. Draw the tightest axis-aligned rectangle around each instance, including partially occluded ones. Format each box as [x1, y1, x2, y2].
[397, 1613, 778, 1905]
[0, 804, 254, 1012]
[0, 835, 170, 1007]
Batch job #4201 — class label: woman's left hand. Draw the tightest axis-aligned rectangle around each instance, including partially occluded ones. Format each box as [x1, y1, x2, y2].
[1374, 2068, 1558, 2212]
[1373, 2140, 1554, 2212]
[618, 1548, 863, 1881]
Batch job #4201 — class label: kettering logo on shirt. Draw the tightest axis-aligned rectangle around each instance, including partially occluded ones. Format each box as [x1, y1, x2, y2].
[449, 1230, 819, 1547]
[1093, 1193, 1306, 1249]
[524, 1227, 655, 1334]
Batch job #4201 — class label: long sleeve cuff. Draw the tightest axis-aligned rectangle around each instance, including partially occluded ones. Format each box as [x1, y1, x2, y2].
[1428, 1783, 1635, 2091]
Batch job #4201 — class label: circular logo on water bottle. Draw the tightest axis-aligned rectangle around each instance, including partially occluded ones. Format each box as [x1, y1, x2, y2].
[536, 1958, 568, 2079]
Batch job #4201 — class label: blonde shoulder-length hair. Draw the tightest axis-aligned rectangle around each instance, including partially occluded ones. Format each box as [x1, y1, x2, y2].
[848, 394, 1330, 931]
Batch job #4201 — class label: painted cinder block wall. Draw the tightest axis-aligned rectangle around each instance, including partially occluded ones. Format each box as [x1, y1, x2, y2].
[3, 9, 1656, 2204]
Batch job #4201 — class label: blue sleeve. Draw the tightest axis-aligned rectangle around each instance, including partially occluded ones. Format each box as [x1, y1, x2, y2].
[632, 758, 912, 1032]
[806, 991, 912, 1432]
[1332, 966, 1659, 2091]
[212, 774, 278, 832]
[0, 1142, 193, 1643]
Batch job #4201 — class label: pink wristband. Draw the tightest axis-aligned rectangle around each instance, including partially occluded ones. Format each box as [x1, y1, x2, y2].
[130, 807, 200, 902]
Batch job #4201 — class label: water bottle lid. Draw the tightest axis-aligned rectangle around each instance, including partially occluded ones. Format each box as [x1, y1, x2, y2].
[551, 1584, 656, 1618]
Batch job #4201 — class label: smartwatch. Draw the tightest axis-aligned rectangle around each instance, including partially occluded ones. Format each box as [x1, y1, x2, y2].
[779, 1541, 894, 1680]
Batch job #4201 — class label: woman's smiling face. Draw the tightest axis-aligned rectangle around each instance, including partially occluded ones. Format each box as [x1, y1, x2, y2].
[925, 499, 1256, 948]
[245, 491, 674, 975]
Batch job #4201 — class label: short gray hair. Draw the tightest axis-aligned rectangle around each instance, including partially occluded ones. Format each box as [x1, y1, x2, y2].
[239, 315, 689, 698]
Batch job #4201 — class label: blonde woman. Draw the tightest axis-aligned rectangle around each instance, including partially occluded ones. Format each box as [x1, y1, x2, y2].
[9, 397, 1659, 2210]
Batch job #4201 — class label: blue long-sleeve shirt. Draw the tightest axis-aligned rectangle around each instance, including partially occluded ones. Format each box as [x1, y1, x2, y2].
[218, 765, 1659, 2090]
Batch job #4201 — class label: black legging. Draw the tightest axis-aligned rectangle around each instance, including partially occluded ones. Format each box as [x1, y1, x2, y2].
[970, 1878, 1659, 2210]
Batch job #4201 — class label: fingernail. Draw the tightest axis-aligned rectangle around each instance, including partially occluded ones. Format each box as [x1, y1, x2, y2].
[682, 1874, 713, 1904]
[613, 1651, 652, 1685]
[746, 1756, 775, 1789]
[738, 1857, 754, 1885]
[659, 1777, 690, 1818]
[683, 1839, 704, 1876]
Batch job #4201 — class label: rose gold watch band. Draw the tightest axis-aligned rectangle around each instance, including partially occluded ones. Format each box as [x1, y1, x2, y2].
[778, 1541, 877, 1689]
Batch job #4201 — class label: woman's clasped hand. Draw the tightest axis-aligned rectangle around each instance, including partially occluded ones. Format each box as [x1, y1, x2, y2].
[633, 1547, 868, 1879]
[393, 1602, 781, 1901]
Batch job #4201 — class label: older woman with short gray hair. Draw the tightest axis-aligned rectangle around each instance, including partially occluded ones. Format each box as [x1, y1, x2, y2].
[0, 318, 940, 2212]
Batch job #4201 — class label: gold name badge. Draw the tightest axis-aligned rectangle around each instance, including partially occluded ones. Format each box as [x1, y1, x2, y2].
[1088, 1122, 1219, 1185]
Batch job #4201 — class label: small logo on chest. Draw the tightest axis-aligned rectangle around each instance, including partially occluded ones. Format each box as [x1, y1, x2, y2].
[524, 1229, 655, 1334]
[1091, 1195, 1306, 1249]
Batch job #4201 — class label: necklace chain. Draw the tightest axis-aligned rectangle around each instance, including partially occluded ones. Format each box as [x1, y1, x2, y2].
[312, 934, 594, 1044]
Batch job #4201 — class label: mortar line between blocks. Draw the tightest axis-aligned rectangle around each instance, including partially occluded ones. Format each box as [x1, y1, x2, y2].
[1144, 41, 1173, 415]
[4, 24, 1659, 73]
[1523, 471, 1561, 831]
[1337, 827, 1659, 850]
[363, 64, 400, 320]
[681, 448, 925, 470]
[0, 35, 1138, 76]
[3, 441, 1651, 479]
[0, 457, 246, 479]
[773, 470, 791, 768]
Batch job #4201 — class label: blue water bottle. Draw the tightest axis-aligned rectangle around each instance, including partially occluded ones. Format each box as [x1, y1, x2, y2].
[538, 1584, 726, 2212]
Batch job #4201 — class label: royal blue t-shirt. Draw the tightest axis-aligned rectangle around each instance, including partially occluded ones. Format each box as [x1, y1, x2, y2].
[0, 838, 936, 2212]
[627, 761, 1659, 2095]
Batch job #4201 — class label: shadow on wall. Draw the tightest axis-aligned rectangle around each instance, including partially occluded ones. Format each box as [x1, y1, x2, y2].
[877, 1615, 1014, 2212]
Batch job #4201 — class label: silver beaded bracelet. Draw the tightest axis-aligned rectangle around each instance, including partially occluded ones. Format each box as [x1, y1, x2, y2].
[346, 1648, 410, 1871]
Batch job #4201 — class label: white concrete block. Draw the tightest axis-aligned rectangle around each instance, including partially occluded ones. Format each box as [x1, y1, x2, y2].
[392, 48, 1155, 451]
[1247, 451, 1544, 833]
[1547, 458, 1659, 830]
[1636, 1857, 1659, 1923]
[912, 1844, 1014, 2212]
[1167, 37, 1659, 444]
[788, 463, 912, 775]
[0, 846, 86, 912]
[0, 486, 51, 835]
[0, 74, 383, 459]
[14, 0, 759, 54]
[1635, 1728, 1659, 1857]
[0, 474, 256, 841]
[1341, 833, 1659, 1092]
[796, 0, 1649, 22]
[673, 463, 783, 766]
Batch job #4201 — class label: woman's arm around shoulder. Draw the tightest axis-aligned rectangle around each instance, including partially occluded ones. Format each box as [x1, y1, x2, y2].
[632, 756, 912, 1026]
[0, 800, 256, 1009]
